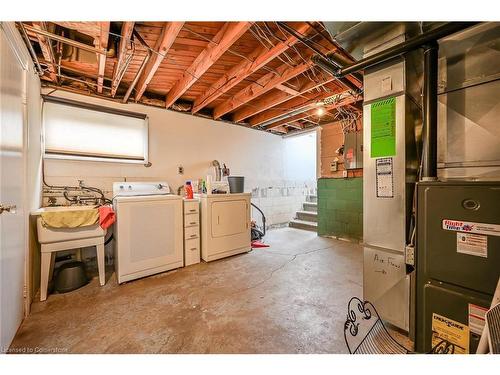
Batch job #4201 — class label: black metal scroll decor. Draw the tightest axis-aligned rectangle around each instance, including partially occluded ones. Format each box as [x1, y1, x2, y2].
[345, 297, 374, 337]
[429, 339, 456, 354]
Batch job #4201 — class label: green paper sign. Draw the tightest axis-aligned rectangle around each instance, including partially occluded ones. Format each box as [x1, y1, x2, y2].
[371, 97, 396, 158]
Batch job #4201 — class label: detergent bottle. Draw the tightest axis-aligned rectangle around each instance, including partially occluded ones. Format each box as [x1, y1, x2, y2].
[185, 181, 194, 199]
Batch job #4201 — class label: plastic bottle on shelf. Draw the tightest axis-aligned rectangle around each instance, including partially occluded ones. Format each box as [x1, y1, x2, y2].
[185, 181, 194, 199]
[206, 175, 212, 195]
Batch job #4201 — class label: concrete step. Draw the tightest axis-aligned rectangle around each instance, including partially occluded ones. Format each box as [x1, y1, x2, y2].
[307, 195, 317, 203]
[303, 202, 317, 212]
[296, 210, 317, 222]
[289, 219, 318, 232]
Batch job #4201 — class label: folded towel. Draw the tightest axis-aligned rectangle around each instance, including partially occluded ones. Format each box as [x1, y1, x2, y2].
[98, 205, 116, 230]
[41, 208, 99, 228]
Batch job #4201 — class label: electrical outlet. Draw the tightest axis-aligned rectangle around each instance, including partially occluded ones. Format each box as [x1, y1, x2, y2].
[330, 160, 338, 172]
[342, 170, 348, 178]
[405, 245, 415, 266]
[178, 166, 184, 175]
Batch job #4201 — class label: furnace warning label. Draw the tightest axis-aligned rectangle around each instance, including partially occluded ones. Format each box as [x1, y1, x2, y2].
[468, 303, 488, 336]
[442, 219, 500, 237]
[370, 97, 396, 158]
[375, 157, 394, 198]
[457, 233, 488, 258]
[431, 313, 469, 354]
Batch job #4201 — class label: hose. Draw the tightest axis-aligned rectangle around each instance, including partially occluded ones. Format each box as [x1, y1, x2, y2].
[251, 203, 266, 236]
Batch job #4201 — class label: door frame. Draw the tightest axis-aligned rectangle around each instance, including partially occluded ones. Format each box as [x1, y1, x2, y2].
[1, 21, 39, 321]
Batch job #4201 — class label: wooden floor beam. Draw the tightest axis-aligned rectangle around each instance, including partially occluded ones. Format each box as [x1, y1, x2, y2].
[134, 22, 185, 101]
[266, 92, 361, 130]
[110, 22, 135, 97]
[248, 85, 341, 127]
[32, 22, 58, 83]
[96, 22, 110, 93]
[191, 22, 311, 113]
[232, 72, 336, 123]
[213, 59, 313, 119]
[165, 22, 251, 108]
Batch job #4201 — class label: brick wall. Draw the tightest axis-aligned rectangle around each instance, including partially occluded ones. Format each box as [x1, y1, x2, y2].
[320, 120, 363, 178]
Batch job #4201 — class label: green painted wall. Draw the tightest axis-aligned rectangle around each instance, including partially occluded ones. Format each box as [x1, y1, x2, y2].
[317, 177, 363, 240]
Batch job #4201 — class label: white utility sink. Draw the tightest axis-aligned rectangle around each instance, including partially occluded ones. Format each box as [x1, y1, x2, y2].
[32, 206, 106, 244]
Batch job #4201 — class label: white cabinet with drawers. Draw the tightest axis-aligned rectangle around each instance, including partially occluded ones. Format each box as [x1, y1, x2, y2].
[183, 199, 200, 266]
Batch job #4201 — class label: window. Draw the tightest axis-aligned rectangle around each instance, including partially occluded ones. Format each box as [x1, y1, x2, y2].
[43, 96, 148, 163]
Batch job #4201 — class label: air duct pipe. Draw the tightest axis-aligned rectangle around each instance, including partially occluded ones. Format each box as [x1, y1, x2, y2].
[275, 22, 362, 94]
[421, 42, 439, 180]
[318, 22, 478, 78]
[312, 55, 362, 93]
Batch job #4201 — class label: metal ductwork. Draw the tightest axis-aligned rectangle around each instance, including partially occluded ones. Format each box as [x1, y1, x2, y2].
[421, 42, 438, 180]
[275, 22, 362, 94]
[318, 22, 478, 78]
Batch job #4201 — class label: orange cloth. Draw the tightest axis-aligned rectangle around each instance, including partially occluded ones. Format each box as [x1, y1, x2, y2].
[98, 205, 116, 229]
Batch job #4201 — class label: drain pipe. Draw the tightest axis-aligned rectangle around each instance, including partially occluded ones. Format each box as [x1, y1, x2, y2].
[421, 42, 439, 180]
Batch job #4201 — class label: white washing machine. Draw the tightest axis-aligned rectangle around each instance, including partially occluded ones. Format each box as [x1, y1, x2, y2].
[199, 193, 251, 262]
[113, 182, 183, 283]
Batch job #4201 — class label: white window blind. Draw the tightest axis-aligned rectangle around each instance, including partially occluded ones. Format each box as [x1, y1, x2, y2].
[43, 98, 148, 163]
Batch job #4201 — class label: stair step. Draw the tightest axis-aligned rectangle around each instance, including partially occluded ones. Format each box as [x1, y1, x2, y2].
[296, 210, 317, 222]
[289, 219, 318, 232]
[307, 194, 317, 203]
[303, 202, 317, 212]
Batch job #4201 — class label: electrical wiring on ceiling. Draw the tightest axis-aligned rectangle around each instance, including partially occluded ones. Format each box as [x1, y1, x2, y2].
[33, 21, 356, 130]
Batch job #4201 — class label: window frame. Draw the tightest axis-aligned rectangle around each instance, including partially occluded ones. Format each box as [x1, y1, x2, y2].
[42, 95, 149, 164]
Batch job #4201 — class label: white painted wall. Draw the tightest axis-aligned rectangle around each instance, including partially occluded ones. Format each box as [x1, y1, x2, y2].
[283, 131, 317, 182]
[41, 90, 317, 227]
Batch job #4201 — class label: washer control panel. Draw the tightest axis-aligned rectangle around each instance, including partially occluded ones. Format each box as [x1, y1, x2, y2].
[113, 182, 171, 197]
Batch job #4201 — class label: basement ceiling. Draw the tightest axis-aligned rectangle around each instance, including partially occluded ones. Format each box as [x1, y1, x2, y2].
[18, 21, 363, 134]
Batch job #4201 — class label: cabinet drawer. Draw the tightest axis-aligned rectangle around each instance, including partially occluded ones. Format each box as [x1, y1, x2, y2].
[184, 213, 199, 227]
[184, 238, 200, 266]
[184, 226, 199, 240]
[184, 238, 200, 253]
[184, 201, 199, 214]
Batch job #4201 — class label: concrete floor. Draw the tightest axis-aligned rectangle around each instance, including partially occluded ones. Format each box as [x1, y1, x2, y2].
[10, 227, 408, 354]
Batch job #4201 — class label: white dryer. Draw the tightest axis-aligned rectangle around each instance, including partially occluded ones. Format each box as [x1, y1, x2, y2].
[113, 182, 183, 283]
[199, 193, 251, 262]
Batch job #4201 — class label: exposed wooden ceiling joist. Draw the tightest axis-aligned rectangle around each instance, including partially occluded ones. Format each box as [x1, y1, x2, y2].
[165, 22, 252, 108]
[20, 21, 363, 135]
[190, 22, 311, 114]
[286, 121, 303, 130]
[134, 22, 185, 101]
[213, 59, 313, 119]
[248, 85, 341, 127]
[52, 22, 103, 39]
[232, 72, 336, 123]
[275, 83, 301, 96]
[110, 22, 135, 97]
[266, 92, 361, 130]
[32, 22, 58, 83]
[271, 126, 288, 134]
[96, 22, 110, 93]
